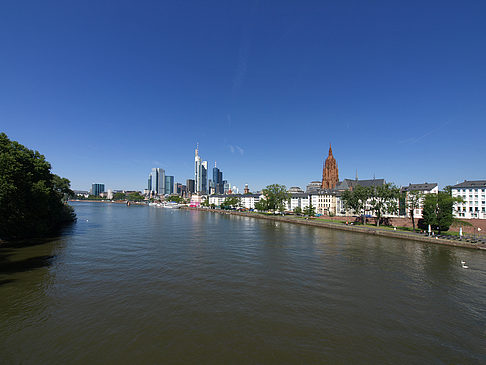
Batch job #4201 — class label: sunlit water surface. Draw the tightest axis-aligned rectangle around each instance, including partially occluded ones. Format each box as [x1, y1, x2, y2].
[1, 202, 485, 364]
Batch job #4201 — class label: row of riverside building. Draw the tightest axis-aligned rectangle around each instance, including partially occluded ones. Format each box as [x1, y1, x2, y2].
[201, 145, 486, 220]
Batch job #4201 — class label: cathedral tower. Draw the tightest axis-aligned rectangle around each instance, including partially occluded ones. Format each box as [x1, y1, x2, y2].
[321, 144, 339, 189]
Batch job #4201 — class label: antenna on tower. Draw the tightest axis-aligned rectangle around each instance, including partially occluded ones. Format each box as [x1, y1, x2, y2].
[215, 161, 217, 168]
[355, 169, 358, 181]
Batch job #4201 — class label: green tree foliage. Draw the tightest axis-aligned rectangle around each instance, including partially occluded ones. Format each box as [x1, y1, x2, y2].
[406, 190, 424, 232]
[262, 184, 291, 212]
[127, 192, 144, 201]
[0, 133, 76, 240]
[341, 185, 372, 224]
[168, 195, 183, 203]
[369, 183, 400, 226]
[113, 192, 127, 200]
[422, 191, 457, 233]
[303, 203, 316, 217]
[201, 199, 210, 207]
[254, 198, 269, 212]
[220, 196, 240, 210]
[293, 206, 302, 215]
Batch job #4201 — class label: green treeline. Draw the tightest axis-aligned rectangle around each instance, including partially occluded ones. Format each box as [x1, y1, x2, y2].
[0, 133, 76, 241]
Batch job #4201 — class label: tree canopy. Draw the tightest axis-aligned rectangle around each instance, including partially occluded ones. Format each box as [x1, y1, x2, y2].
[421, 191, 458, 233]
[261, 184, 290, 212]
[0, 133, 76, 240]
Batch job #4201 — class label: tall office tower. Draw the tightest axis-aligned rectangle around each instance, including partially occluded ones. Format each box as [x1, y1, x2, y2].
[223, 180, 230, 194]
[194, 144, 202, 193]
[149, 168, 165, 195]
[186, 179, 195, 194]
[213, 163, 224, 194]
[91, 183, 105, 196]
[208, 179, 214, 195]
[165, 176, 174, 195]
[201, 161, 208, 194]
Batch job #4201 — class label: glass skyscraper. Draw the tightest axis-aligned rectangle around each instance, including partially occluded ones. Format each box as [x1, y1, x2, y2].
[91, 183, 105, 196]
[165, 176, 174, 195]
[148, 168, 165, 195]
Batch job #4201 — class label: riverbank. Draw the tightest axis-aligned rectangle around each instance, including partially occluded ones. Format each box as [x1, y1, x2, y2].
[187, 208, 486, 251]
[69, 200, 146, 205]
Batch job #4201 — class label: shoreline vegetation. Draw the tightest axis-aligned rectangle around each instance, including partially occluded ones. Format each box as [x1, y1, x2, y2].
[185, 207, 486, 251]
[0, 133, 76, 242]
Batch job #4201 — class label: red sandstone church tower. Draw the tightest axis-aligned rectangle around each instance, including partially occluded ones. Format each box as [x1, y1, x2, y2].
[321, 144, 339, 189]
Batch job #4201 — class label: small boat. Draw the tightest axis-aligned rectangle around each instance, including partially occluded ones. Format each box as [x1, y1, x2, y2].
[461, 260, 468, 269]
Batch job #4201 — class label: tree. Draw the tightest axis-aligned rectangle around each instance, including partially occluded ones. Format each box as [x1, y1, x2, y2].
[113, 192, 127, 200]
[406, 190, 424, 232]
[201, 199, 210, 208]
[369, 183, 400, 226]
[221, 196, 240, 210]
[422, 191, 458, 234]
[168, 195, 183, 203]
[262, 184, 291, 212]
[0, 133, 76, 240]
[341, 185, 372, 224]
[127, 192, 144, 201]
[293, 206, 302, 215]
[303, 203, 316, 217]
[254, 198, 269, 212]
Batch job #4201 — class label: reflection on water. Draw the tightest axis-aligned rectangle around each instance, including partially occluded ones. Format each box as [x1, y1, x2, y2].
[1, 202, 485, 364]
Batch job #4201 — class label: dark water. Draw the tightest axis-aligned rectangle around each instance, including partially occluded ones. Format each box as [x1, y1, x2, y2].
[1, 202, 485, 364]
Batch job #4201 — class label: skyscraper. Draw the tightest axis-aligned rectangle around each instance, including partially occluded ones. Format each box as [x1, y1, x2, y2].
[212, 163, 224, 194]
[186, 179, 195, 194]
[194, 144, 208, 194]
[148, 168, 165, 195]
[91, 183, 105, 196]
[165, 175, 174, 195]
[201, 161, 207, 194]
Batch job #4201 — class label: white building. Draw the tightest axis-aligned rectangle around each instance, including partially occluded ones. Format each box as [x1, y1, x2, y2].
[240, 194, 263, 209]
[401, 183, 438, 218]
[208, 195, 226, 207]
[451, 180, 486, 219]
[310, 190, 337, 215]
[285, 193, 310, 211]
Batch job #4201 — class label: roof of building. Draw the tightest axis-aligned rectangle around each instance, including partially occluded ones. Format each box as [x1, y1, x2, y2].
[290, 193, 309, 198]
[335, 178, 386, 190]
[241, 194, 261, 198]
[451, 180, 486, 189]
[402, 183, 438, 192]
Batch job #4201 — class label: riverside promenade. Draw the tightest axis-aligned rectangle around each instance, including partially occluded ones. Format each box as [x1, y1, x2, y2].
[188, 208, 486, 251]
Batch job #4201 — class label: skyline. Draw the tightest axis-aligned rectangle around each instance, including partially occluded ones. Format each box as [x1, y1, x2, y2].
[1, 1, 485, 191]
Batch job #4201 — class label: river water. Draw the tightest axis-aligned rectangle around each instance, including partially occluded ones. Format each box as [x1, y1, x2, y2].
[1, 202, 485, 364]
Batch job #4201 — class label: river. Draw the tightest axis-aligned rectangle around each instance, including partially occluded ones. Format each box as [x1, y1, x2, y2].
[1, 202, 485, 364]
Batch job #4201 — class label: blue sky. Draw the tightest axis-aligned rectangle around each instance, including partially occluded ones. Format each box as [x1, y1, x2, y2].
[1, 0, 485, 191]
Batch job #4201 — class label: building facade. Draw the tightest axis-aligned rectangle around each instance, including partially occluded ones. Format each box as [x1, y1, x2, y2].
[194, 145, 208, 194]
[401, 183, 438, 218]
[148, 168, 165, 195]
[91, 183, 105, 196]
[451, 180, 486, 219]
[186, 179, 195, 194]
[165, 175, 174, 195]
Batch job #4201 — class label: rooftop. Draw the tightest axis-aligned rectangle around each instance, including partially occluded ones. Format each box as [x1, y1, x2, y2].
[402, 183, 438, 192]
[451, 180, 486, 189]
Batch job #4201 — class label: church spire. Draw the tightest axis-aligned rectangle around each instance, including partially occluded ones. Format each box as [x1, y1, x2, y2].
[329, 143, 333, 156]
